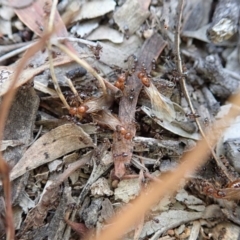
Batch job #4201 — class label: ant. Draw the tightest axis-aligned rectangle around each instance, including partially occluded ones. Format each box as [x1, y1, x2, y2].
[116, 125, 132, 140]
[185, 113, 200, 120]
[89, 43, 102, 60]
[69, 105, 89, 117]
[114, 73, 126, 91]
[124, 25, 130, 39]
[137, 64, 151, 87]
[199, 179, 240, 200]
[151, 58, 156, 70]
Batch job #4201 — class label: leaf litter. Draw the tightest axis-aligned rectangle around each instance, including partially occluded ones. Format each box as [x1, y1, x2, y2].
[0, 0, 240, 239]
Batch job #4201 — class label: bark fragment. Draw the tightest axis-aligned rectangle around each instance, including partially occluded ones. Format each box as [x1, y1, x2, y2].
[112, 33, 167, 178]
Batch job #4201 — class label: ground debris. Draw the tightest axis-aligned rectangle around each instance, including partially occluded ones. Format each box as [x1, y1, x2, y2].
[1, 0, 240, 239]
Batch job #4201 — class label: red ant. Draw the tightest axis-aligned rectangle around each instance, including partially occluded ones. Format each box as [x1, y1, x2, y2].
[116, 125, 132, 140]
[137, 71, 150, 87]
[200, 179, 240, 200]
[114, 73, 126, 91]
[185, 113, 200, 120]
[69, 105, 89, 118]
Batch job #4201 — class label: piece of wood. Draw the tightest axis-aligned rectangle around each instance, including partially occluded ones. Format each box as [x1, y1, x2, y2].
[112, 33, 167, 178]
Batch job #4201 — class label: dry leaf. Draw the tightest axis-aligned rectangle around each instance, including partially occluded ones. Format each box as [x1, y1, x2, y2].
[10, 124, 94, 181]
[73, 0, 116, 21]
[144, 82, 176, 121]
[88, 26, 124, 44]
[141, 106, 200, 140]
[114, 178, 141, 203]
[114, 0, 150, 34]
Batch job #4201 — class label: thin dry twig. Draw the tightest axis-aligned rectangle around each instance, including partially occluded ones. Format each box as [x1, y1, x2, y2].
[64, 76, 83, 104]
[48, 48, 70, 109]
[57, 37, 98, 47]
[174, 0, 233, 181]
[0, 42, 36, 62]
[46, 0, 70, 109]
[48, 0, 58, 33]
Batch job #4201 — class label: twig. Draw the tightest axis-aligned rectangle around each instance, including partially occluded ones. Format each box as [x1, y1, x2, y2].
[26, 125, 43, 147]
[174, 0, 233, 181]
[57, 37, 98, 47]
[48, 47, 70, 109]
[0, 42, 36, 62]
[46, 3, 70, 108]
[48, 0, 58, 33]
[55, 42, 107, 95]
[64, 76, 83, 103]
[175, 0, 184, 73]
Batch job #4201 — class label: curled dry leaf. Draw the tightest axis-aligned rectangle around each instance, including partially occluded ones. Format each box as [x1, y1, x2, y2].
[10, 124, 94, 181]
[21, 180, 59, 232]
[207, 0, 239, 43]
[91, 110, 122, 131]
[90, 177, 113, 197]
[84, 95, 114, 114]
[141, 106, 200, 140]
[88, 26, 124, 44]
[143, 82, 176, 121]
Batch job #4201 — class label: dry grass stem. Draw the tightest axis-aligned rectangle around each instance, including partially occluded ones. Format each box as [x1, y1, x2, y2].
[56, 37, 98, 47]
[174, 0, 232, 180]
[48, 0, 58, 33]
[48, 47, 70, 109]
[0, 42, 36, 62]
[64, 76, 83, 103]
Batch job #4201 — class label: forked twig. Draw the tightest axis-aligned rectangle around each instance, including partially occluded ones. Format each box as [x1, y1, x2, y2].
[174, 0, 233, 181]
[64, 76, 83, 104]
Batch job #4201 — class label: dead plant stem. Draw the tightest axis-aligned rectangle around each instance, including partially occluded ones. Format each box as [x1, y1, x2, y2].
[47, 45, 70, 109]
[174, 0, 233, 181]
[48, 0, 58, 33]
[57, 37, 98, 47]
[0, 42, 36, 62]
[64, 76, 83, 103]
